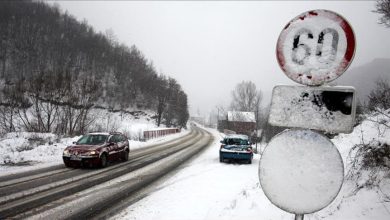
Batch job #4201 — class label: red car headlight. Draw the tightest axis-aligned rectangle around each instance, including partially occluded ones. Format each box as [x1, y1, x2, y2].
[63, 149, 70, 156]
[87, 150, 98, 156]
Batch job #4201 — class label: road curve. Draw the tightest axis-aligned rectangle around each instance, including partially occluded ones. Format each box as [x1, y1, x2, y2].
[0, 127, 213, 219]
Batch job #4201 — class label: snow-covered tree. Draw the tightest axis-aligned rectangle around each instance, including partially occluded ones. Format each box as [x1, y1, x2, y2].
[374, 0, 390, 27]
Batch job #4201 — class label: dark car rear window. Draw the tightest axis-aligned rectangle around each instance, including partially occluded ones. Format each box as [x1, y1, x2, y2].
[77, 134, 108, 145]
[225, 138, 249, 145]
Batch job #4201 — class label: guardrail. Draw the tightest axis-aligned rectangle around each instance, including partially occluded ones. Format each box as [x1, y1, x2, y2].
[143, 128, 180, 140]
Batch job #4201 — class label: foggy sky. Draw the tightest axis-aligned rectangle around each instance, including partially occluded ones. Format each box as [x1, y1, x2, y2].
[54, 1, 390, 117]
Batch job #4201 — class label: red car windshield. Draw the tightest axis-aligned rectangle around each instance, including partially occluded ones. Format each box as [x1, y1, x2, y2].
[77, 134, 108, 145]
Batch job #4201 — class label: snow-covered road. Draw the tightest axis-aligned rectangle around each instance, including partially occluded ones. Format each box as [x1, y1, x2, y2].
[112, 125, 390, 220]
[1, 119, 389, 220]
[112, 128, 292, 220]
[0, 128, 210, 219]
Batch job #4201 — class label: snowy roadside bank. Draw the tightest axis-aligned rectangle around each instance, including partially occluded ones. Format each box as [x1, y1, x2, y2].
[0, 128, 189, 176]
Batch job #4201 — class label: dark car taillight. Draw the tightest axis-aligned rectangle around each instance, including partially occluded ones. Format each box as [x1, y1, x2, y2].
[220, 145, 225, 149]
[247, 147, 253, 153]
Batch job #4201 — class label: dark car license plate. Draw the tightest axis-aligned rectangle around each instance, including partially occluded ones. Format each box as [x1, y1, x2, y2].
[70, 155, 81, 161]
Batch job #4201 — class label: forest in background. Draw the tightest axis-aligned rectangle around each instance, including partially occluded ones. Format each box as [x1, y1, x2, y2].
[0, 0, 189, 135]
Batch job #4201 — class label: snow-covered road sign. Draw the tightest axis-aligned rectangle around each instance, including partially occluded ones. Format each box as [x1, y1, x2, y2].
[259, 129, 344, 215]
[268, 85, 356, 133]
[276, 9, 355, 86]
[260, 9, 355, 219]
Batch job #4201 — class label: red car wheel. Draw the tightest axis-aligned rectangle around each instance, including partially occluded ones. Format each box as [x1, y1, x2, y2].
[100, 153, 108, 168]
[123, 150, 129, 161]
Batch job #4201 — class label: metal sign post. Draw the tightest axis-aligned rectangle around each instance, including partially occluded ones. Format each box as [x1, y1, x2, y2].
[259, 9, 356, 220]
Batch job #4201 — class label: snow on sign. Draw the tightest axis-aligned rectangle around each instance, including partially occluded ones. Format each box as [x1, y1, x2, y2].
[259, 129, 344, 215]
[268, 85, 356, 133]
[276, 10, 356, 86]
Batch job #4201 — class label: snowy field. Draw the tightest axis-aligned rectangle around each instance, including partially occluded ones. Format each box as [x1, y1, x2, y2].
[112, 117, 390, 220]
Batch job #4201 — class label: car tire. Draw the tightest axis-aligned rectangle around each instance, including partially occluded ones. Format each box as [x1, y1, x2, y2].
[64, 162, 72, 168]
[100, 153, 108, 168]
[248, 159, 252, 164]
[220, 156, 224, 163]
[123, 150, 129, 161]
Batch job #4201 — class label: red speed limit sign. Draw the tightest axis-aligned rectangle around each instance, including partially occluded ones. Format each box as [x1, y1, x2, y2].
[276, 10, 356, 86]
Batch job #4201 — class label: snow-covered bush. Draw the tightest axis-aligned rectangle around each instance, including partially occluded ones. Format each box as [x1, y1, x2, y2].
[346, 109, 390, 191]
[0, 132, 65, 166]
[348, 141, 390, 190]
[344, 79, 390, 190]
[359, 141, 390, 169]
[368, 79, 390, 111]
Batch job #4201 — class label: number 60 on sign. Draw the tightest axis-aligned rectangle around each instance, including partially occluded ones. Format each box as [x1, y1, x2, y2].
[276, 10, 356, 86]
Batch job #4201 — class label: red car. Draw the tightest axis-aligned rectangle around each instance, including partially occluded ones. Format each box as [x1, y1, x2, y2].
[63, 132, 129, 168]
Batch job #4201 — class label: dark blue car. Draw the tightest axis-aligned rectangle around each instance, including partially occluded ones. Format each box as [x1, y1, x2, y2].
[219, 134, 253, 164]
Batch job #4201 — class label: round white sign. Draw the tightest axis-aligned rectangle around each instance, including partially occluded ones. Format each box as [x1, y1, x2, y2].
[259, 129, 344, 214]
[276, 10, 356, 86]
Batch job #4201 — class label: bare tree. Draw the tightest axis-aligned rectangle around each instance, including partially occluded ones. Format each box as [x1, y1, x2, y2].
[155, 75, 168, 127]
[0, 86, 19, 133]
[215, 105, 226, 120]
[230, 80, 263, 128]
[366, 79, 390, 129]
[374, 0, 390, 27]
[230, 81, 262, 112]
[230, 81, 263, 141]
[368, 79, 390, 111]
